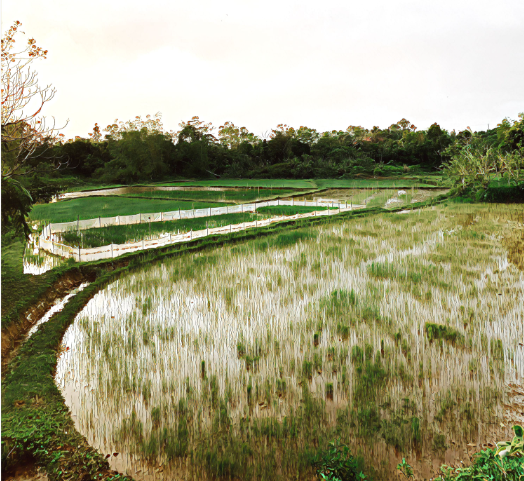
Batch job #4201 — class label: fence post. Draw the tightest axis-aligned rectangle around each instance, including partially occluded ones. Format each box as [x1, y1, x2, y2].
[161, 212, 163, 222]
[77, 215, 80, 233]
[140, 213, 142, 224]
[99, 216, 101, 228]
[179, 207, 181, 219]
[78, 246, 81, 262]
[209, 208, 211, 216]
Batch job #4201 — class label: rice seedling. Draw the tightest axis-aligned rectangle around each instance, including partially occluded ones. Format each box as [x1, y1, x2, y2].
[55, 203, 523, 480]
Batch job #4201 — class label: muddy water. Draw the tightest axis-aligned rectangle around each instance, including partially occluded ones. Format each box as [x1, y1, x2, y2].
[26, 283, 89, 340]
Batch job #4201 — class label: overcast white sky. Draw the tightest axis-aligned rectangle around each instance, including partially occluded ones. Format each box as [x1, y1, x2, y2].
[3, 0, 524, 140]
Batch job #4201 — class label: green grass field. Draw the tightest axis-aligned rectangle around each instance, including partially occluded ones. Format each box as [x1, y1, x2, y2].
[29, 197, 226, 224]
[121, 188, 301, 203]
[64, 183, 130, 193]
[158, 179, 316, 188]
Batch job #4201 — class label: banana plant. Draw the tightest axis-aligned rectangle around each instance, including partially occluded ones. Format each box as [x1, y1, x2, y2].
[495, 425, 523, 458]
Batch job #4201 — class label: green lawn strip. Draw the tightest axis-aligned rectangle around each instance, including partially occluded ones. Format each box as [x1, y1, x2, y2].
[60, 212, 265, 248]
[29, 197, 226, 224]
[120, 188, 301, 203]
[157, 179, 316, 188]
[1, 239, 74, 330]
[63, 183, 130, 193]
[1, 191, 453, 480]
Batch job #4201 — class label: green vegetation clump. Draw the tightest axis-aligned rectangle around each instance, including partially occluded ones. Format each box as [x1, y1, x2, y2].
[424, 322, 463, 345]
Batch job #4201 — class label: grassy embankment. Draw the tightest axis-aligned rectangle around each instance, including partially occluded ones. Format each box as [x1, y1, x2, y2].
[1, 239, 73, 329]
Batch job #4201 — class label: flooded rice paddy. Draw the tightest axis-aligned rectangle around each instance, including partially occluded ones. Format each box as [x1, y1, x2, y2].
[55, 203, 523, 480]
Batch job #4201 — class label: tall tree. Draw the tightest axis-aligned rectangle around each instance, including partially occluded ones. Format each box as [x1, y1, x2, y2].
[1, 21, 65, 237]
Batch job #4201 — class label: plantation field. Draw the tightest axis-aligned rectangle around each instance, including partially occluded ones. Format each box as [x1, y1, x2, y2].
[56, 203, 523, 480]
[29, 197, 227, 224]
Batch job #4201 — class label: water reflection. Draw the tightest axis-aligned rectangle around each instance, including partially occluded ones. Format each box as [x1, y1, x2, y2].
[23, 233, 69, 275]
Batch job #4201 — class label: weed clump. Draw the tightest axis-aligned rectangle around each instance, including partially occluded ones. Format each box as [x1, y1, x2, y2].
[424, 322, 463, 345]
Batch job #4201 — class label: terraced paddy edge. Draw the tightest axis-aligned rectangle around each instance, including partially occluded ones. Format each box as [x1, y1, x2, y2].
[3, 204, 418, 480]
[55, 204, 522, 480]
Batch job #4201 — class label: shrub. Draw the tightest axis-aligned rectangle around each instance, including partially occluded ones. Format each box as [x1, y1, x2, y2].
[310, 440, 368, 481]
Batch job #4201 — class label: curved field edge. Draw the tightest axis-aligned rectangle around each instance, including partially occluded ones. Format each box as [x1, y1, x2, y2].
[2, 192, 456, 481]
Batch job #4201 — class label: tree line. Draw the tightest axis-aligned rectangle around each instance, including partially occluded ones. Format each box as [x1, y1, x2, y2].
[14, 112, 524, 184]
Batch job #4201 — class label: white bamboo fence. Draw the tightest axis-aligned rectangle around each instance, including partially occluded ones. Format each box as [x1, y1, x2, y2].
[38, 199, 364, 262]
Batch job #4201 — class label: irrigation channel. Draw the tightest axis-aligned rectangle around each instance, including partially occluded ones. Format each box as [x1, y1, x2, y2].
[45, 203, 523, 481]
